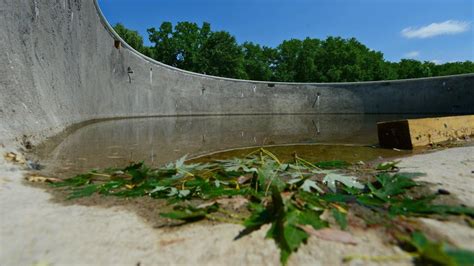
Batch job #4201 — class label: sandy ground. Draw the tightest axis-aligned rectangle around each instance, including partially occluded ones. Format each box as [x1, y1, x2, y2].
[1, 146, 473, 266]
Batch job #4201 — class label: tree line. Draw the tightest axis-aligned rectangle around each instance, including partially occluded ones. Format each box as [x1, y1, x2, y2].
[113, 22, 474, 82]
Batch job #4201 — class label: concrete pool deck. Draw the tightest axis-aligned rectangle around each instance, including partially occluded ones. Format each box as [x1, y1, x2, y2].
[1, 146, 472, 266]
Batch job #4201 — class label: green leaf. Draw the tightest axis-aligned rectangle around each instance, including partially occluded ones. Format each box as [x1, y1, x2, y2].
[290, 208, 328, 230]
[68, 184, 98, 199]
[266, 210, 306, 265]
[370, 173, 417, 201]
[332, 208, 348, 230]
[287, 178, 302, 185]
[257, 162, 285, 192]
[376, 161, 400, 171]
[323, 173, 364, 193]
[149, 186, 169, 194]
[320, 193, 356, 203]
[445, 247, 474, 266]
[242, 203, 273, 230]
[407, 232, 456, 266]
[356, 195, 385, 207]
[175, 155, 187, 168]
[401, 232, 474, 266]
[160, 203, 218, 222]
[282, 224, 307, 264]
[52, 173, 92, 187]
[314, 160, 350, 169]
[301, 179, 323, 193]
[265, 186, 328, 265]
[129, 168, 147, 184]
[179, 189, 191, 197]
[98, 180, 127, 195]
[273, 206, 327, 265]
[390, 197, 474, 217]
[410, 231, 429, 250]
[218, 158, 258, 173]
[124, 161, 144, 172]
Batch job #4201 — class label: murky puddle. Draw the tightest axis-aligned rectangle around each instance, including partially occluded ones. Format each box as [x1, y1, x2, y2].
[30, 114, 427, 178]
[189, 144, 408, 164]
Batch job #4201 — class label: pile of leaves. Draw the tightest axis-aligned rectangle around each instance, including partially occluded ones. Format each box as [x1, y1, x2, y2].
[51, 148, 474, 265]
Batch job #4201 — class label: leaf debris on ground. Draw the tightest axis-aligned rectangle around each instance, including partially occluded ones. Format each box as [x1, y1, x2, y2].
[42, 148, 474, 265]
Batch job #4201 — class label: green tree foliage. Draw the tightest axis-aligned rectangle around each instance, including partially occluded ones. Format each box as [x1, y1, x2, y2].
[397, 59, 432, 79]
[113, 23, 154, 58]
[242, 42, 274, 81]
[173, 22, 211, 72]
[433, 61, 474, 76]
[317, 37, 387, 82]
[147, 22, 176, 66]
[274, 39, 303, 82]
[113, 23, 144, 51]
[114, 22, 474, 82]
[198, 31, 246, 79]
[295, 38, 323, 82]
[146, 22, 245, 78]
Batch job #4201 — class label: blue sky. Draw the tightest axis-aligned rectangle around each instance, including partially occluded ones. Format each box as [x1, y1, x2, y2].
[98, 0, 473, 63]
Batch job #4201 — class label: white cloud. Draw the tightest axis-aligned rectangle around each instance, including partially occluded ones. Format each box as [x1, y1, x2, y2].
[430, 59, 442, 65]
[401, 20, 470, 39]
[404, 51, 420, 58]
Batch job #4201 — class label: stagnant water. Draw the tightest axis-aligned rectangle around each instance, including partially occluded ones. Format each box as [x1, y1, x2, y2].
[32, 114, 424, 177]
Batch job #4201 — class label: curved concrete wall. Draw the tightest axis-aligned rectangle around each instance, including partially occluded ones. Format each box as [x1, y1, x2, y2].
[0, 0, 473, 143]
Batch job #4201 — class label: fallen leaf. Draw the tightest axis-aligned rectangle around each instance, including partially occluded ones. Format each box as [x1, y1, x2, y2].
[330, 203, 348, 214]
[5, 152, 15, 159]
[298, 226, 357, 245]
[197, 201, 217, 209]
[26, 175, 62, 183]
[301, 179, 324, 193]
[323, 173, 364, 192]
[4, 152, 26, 164]
[376, 161, 401, 171]
[237, 175, 252, 184]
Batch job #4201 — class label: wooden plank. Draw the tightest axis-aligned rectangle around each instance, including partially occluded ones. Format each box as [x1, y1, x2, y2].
[377, 115, 474, 149]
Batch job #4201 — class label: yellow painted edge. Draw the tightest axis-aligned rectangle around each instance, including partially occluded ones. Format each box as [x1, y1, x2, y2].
[407, 115, 474, 147]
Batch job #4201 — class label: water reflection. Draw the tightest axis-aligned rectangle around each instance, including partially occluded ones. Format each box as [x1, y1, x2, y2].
[33, 114, 420, 176]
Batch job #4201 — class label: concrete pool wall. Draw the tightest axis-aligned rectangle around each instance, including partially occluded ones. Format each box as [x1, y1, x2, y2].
[0, 0, 473, 144]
